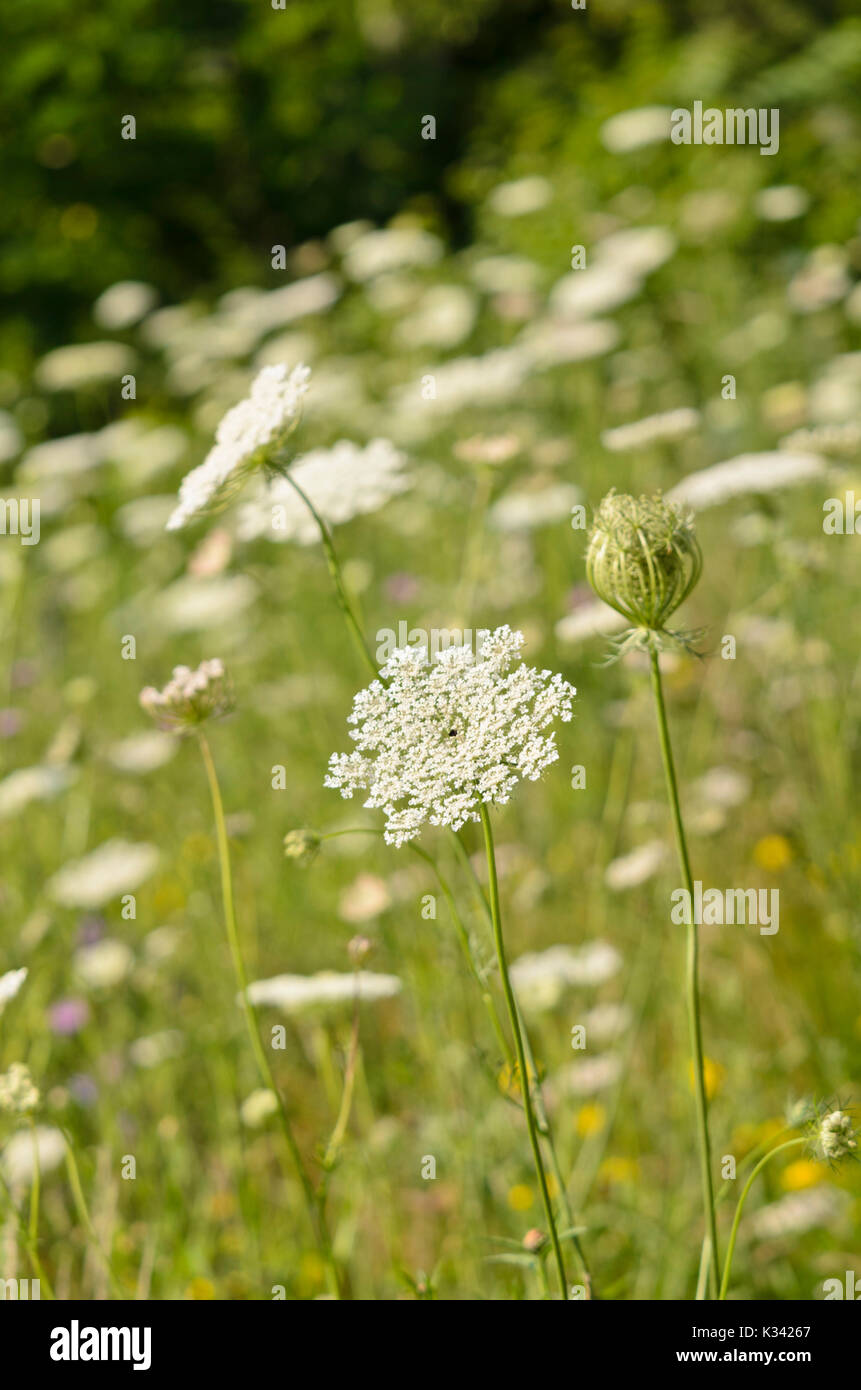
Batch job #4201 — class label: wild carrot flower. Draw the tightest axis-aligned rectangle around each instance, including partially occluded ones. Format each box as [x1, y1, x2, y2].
[0, 1062, 40, 1114]
[324, 626, 575, 845]
[139, 659, 233, 734]
[166, 362, 310, 529]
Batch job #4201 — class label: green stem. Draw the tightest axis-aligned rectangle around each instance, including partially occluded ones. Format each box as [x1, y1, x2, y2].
[63, 1136, 125, 1299]
[197, 731, 341, 1298]
[719, 1138, 804, 1300]
[28, 1115, 40, 1248]
[273, 466, 378, 680]
[649, 646, 719, 1299]
[478, 803, 568, 1299]
[448, 827, 593, 1294]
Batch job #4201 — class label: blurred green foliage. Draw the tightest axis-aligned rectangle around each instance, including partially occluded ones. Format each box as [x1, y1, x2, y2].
[4, 0, 861, 356]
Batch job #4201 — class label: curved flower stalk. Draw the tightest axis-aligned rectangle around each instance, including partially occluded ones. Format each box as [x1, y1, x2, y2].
[164, 362, 403, 679]
[586, 490, 719, 1298]
[325, 627, 578, 1298]
[140, 660, 341, 1297]
[719, 1107, 857, 1299]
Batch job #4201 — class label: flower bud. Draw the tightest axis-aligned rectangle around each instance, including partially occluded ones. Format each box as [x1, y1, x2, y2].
[283, 828, 322, 867]
[586, 489, 701, 633]
[816, 1109, 857, 1162]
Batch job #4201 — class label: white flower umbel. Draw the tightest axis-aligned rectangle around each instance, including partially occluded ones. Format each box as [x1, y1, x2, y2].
[166, 362, 310, 529]
[325, 626, 576, 846]
[238, 438, 408, 545]
[245, 971, 402, 1015]
[601, 407, 700, 453]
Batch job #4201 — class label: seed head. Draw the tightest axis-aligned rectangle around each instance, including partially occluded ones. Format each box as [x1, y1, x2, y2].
[586, 489, 702, 636]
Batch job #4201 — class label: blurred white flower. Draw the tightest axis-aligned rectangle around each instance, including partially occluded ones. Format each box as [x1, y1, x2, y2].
[601, 407, 700, 453]
[594, 226, 676, 277]
[74, 939, 134, 989]
[0, 968, 27, 1014]
[35, 341, 135, 391]
[166, 362, 310, 530]
[106, 731, 178, 774]
[752, 1188, 844, 1240]
[238, 438, 408, 545]
[470, 255, 541, 295]
[788, 247, 850, 314]
[555, 601, 628, 646]
[667, 452, 825, 509]
[0, 411, 23, 463]
[342, 226, 442, 281]
[326, 626, 575, 846]
[487, 176, 552, 217]
[489, 482, 582, 532]
[780, 421, 861, 456]
[394, 284, 477, 349]
[510, 942, 622, 1012]
[129, 1030, 184, 1068]
[93, 280, 158, 329]
[558, 1055, 623, 1095]
[0, 765, 76, 820]
[246, 971, 402, 1014]
[518, 318, 618, 367]
[600, 106, 673, 153]
[604, 840, 667, 892]
[692, 767, 751, 809]
[391, 346, 530, 415]
[583, 1002, 632, 1043]
[240, 1088, 280, 1127]
[754, 186, 810, 222]
[550, 264, 641, 320]
[1, 1126, 66, 1188]
[48, 840, 159, 909]
[219, 274, 339, 337]
[148, 574, 258, 633]
[0, 1063, 40, 1114]
[338, 873, 391, 923]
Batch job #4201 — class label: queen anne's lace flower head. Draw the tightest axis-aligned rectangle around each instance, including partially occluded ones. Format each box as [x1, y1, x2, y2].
[166, 362, 310, 530]
[325, 626, 576, 845]
[140, 659, 233, 734]
[0, 1062, 40, 1114]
